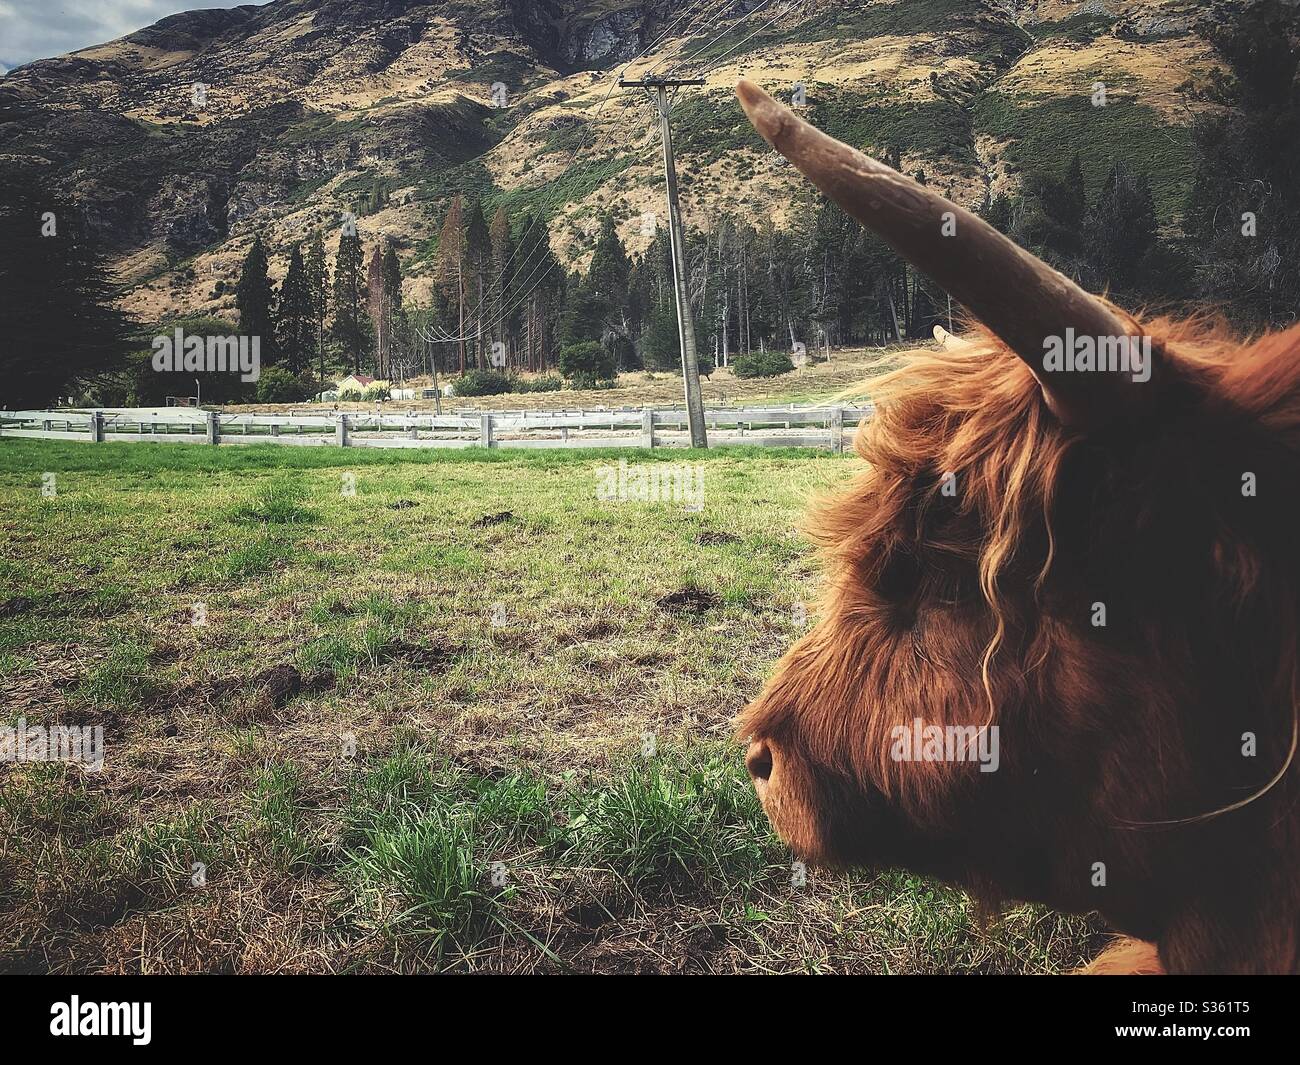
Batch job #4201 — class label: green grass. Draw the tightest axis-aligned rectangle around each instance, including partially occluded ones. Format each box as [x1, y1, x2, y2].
[1027, 10, 1117, 43]
[70, 635, 156, 710]
[811, 89, 977, 165]
[676, 86, 976, 169]
[229, 477, 319, 525]
[973, 92, 1195, 222]
[250, 761, 315, 872]
[564, 750, 773, 893]
[0, 438, 1103, 973]
[678, 0, 1017, 62]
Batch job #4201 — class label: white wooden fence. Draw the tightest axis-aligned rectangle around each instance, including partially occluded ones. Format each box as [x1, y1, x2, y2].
[0, 405, 873, 452]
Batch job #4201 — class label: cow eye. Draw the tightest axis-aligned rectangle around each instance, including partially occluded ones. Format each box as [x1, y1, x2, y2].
[877, 548, 922, 602]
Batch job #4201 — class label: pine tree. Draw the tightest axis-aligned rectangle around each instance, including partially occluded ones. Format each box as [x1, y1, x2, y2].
[1086, 162, 1158, 294]
[465, 198, 491, 368]
[588, 215, 630, 307]
[559, 286, 608, 349]
[276, 243, 313, 376]
[0, 181, 136, 406]
[1183, 0, 1300, 327]
[236, 233, 276, 361]
[513, 212, 564, 372]
[304, 231, 329, 390]
[380, 243, 404, 378]
[331, 230, 368, 374]
[488, 206, 514, 357]
[366, 245, 384, 376]
[434, 195, 468, 372]
[641, 296, 682, 372]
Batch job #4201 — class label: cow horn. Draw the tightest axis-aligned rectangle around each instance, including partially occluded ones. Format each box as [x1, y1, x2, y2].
[735, 79, 1149, 427]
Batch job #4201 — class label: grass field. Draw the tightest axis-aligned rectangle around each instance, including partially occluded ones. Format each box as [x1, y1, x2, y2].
[0, 438, 1104, 973]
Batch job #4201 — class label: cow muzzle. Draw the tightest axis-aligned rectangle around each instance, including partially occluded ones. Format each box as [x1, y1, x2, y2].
[745, 738, 774, 801]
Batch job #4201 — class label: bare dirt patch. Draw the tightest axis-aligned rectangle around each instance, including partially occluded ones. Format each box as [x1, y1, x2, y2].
[657, 589, 722, 615]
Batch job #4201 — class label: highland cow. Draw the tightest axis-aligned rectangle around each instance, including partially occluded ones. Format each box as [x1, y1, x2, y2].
[734, 80, 1300, 975]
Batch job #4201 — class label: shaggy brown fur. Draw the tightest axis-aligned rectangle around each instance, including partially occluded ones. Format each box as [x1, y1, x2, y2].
[740, 313, 1300, 974]
[1081, 937, 1166, 975]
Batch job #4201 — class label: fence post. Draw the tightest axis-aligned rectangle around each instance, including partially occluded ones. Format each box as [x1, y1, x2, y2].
[91, 411, 105, 443]
[409, 418, 419, 441]
[641, 408, 654, 449]
[270, 422, 280, 438]
[205, 411, 220, 445]
[830, 406, 844, 453]
[479, 412, 495, 449]
[336, 414, 350, 447]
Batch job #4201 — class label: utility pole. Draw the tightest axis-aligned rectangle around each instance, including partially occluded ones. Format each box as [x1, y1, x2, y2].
[620, 76, 708, 448]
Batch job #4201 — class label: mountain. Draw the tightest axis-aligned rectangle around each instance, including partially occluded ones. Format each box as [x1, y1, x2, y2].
[0, 0, 1217, 323]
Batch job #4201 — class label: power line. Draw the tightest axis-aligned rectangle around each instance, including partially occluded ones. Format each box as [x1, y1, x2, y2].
[421, 0, 808, 350]
[671, 0, 801, 79]
[668, 0, 782, 75]
[419, 0, 726, 344]
[639, 0, 741, 79]
[618, 74, 710, 448]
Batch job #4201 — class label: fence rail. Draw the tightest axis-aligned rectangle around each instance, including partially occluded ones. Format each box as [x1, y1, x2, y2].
[0, 405, 873, 452]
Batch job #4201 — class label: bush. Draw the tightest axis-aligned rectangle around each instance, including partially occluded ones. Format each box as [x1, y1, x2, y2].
[558, 341, 615, 382]
[732, 350, 795, 378]
[254, 366, 314, 404]
[362, 381, 391, 401]
[516, 375, 563, 393]
[453, 369, 513, 397]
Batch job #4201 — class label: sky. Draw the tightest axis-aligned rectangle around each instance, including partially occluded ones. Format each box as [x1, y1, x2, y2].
[0, 1, 262, 73]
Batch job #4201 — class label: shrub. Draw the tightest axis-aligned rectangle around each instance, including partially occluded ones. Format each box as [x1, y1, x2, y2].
[558, 341, 615, 382]
[732, 350, 795, 378]
[254, 366, 314, 403]
[453, 369, 513, 397]
[516, 375, 563, 393]
[566, 371, 616, 391]
[362, 381, 391, 401]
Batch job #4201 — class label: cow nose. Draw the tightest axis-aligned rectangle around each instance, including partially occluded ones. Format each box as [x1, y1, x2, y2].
[746, 739, 773, 796]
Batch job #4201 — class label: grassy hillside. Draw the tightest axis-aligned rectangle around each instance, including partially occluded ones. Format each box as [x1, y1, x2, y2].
[0, 0, 1219, 321]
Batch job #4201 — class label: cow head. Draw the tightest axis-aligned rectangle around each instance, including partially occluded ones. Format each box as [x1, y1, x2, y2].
[735, 81, 1300, 973]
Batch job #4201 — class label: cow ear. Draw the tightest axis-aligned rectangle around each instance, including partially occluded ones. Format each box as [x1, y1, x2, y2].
[933, 325, 971, 351]
[736, 79, 1155, 429]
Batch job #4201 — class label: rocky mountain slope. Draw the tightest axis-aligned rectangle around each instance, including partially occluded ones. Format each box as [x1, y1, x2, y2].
[0, 0, 1217, 323]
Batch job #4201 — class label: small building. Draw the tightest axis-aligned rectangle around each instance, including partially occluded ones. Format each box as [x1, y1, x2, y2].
[335, 375, 376, 393]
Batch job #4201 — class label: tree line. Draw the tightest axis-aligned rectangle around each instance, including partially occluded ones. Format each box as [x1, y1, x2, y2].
[2, 0, 1294, 408]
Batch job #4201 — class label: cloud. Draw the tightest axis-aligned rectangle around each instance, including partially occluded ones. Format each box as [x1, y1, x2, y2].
[0, 1, 261, 71]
